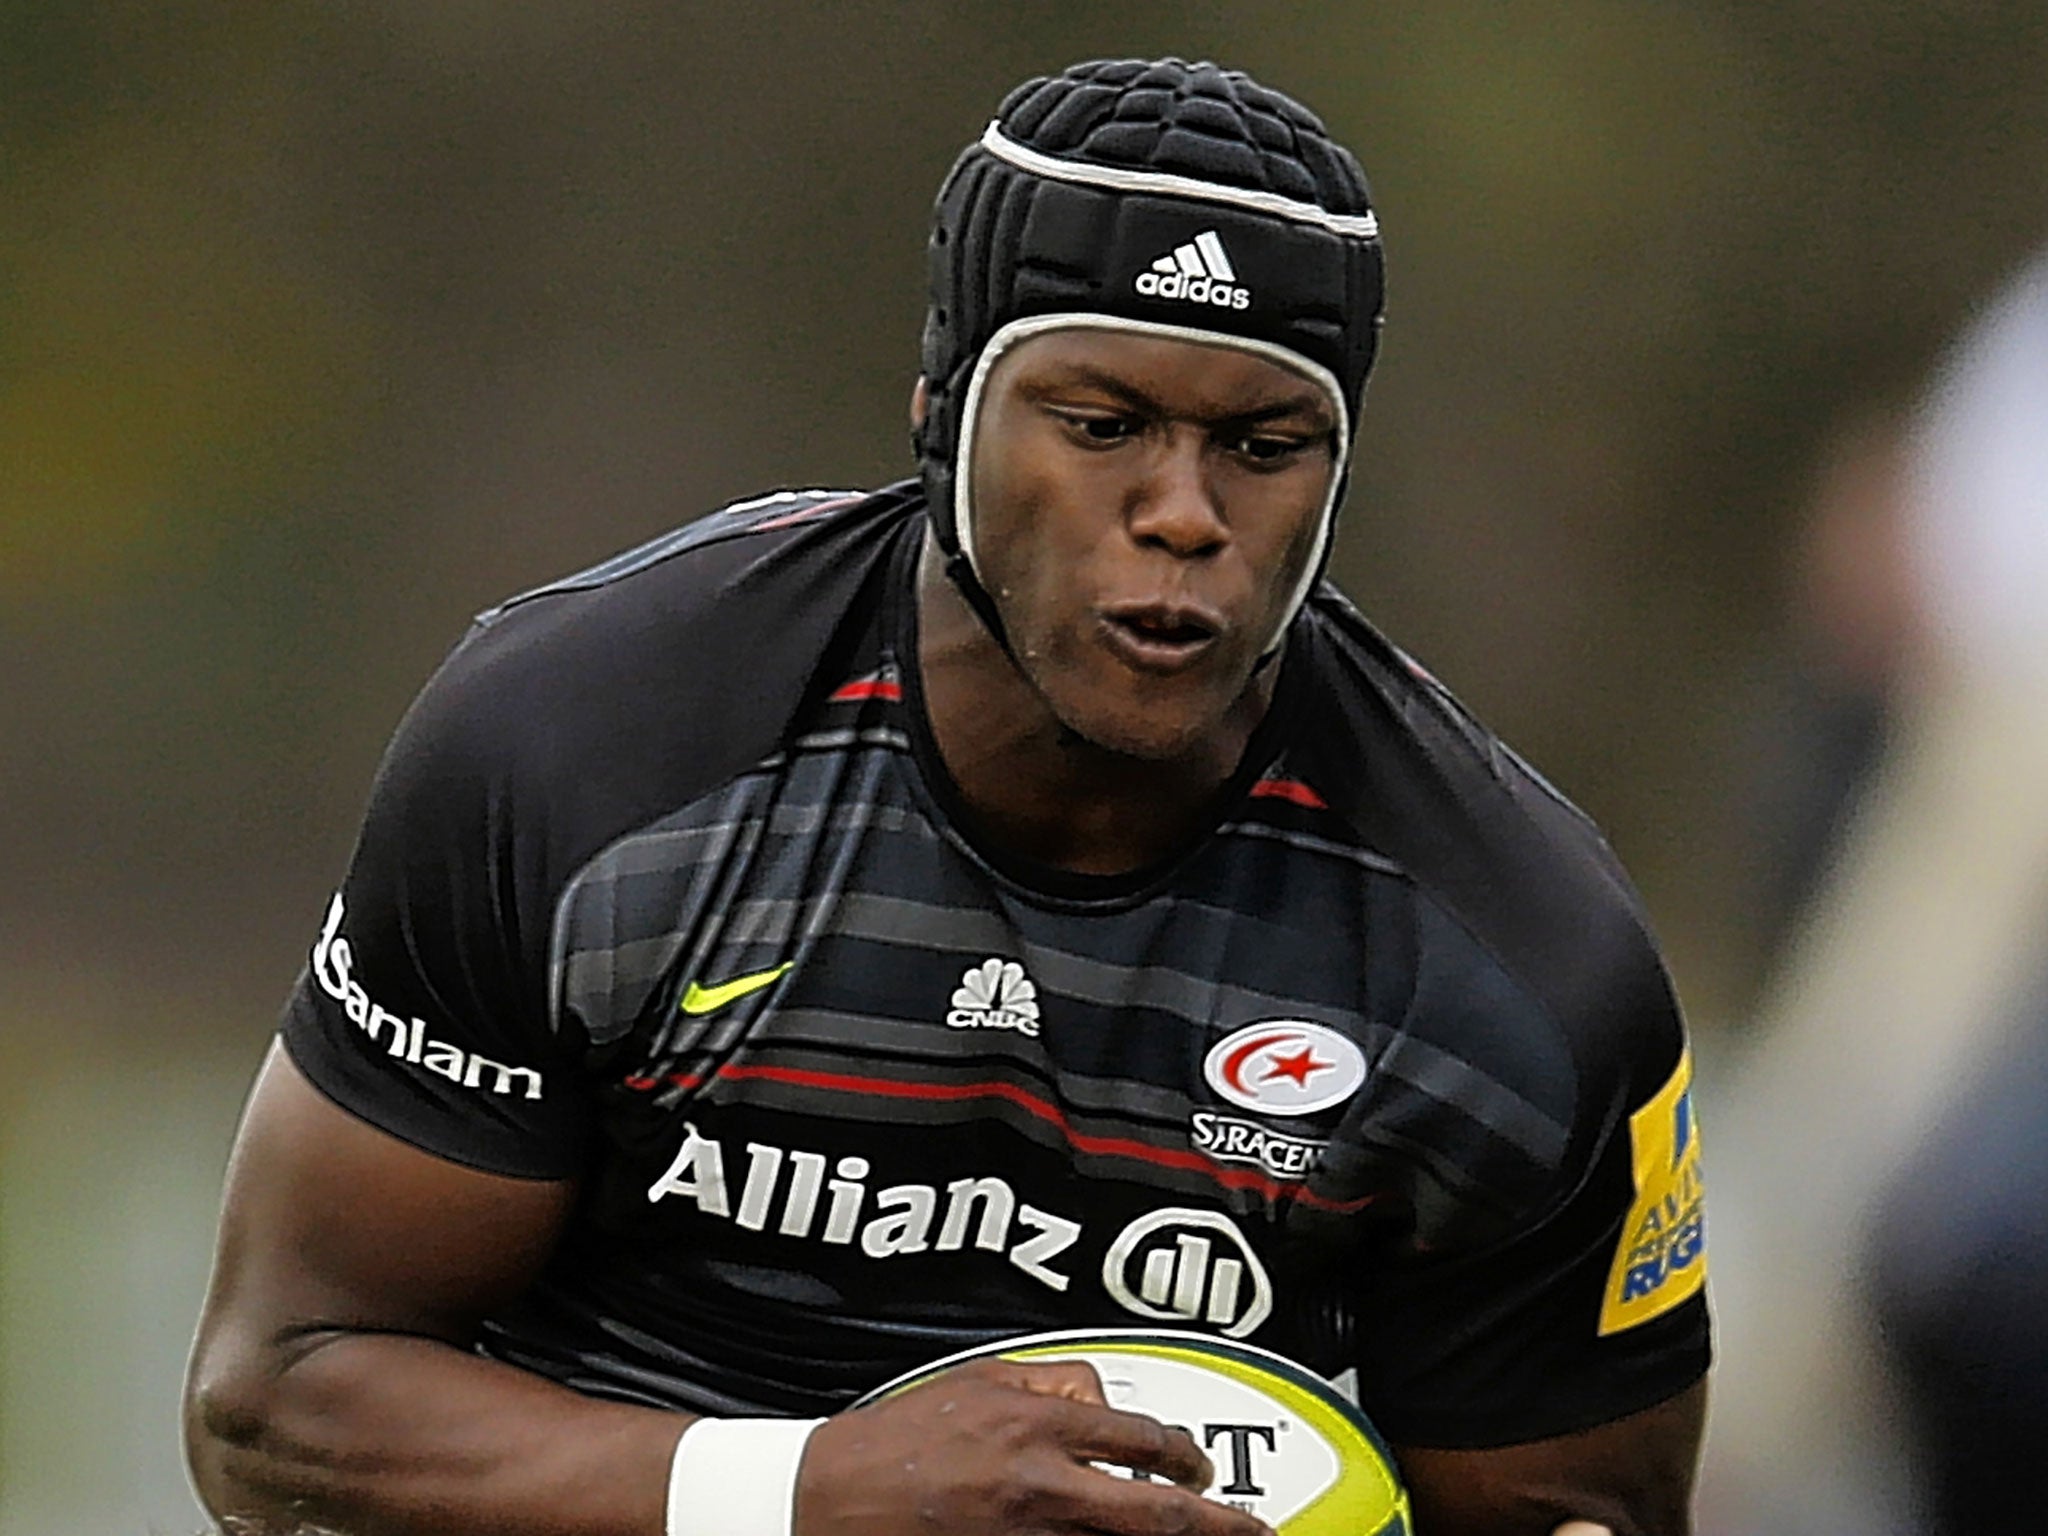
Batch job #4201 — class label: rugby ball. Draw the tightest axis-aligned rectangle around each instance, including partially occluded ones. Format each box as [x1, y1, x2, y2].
[855, 1328, 1411, 1536]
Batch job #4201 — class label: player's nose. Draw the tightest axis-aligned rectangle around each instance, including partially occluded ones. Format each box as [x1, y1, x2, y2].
[1125, 432, 1226, 558]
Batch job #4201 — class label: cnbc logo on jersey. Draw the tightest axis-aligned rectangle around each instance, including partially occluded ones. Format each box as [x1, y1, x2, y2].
[1599, 1049, 1706, 1334]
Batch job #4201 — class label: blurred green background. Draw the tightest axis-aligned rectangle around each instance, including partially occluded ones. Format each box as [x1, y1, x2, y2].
[5, 3, 2048, 1532]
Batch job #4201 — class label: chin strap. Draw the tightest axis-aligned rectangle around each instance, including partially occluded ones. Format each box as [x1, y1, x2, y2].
[944, 546, 1020, 664]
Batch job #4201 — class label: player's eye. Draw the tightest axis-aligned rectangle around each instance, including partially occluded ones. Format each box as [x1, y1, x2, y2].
[1226, 431, 1313, 467]
[1050, 408, 1139, 446]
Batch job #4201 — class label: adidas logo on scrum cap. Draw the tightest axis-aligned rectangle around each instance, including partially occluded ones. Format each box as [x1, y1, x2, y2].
[1135, 229, 1251, 311]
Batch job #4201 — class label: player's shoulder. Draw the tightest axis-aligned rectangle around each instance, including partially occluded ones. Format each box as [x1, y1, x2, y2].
[1294, 584, 1681, 1087]
[473, 483, 914, 643]
[370, 481, 921, 848]
[432, 480, 912, 712]
[1294, 581, 1613, 858]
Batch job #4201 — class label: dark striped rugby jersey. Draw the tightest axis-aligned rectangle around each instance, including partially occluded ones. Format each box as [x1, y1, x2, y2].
[284, 482, 1709, 1449]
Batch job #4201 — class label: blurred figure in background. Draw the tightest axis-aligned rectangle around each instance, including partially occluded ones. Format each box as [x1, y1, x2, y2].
[1702, 242, 2048, 1534]
[1859, 243, 2048, 1535]
[1864, 958, 2048, 1534]
[1738, 402, 1920, 954]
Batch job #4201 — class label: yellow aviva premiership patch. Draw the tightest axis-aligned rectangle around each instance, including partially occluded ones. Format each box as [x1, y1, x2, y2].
[1599, 1047, 1706, 1335]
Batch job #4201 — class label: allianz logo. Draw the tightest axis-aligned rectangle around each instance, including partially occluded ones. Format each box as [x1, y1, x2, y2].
[1104, 1207, 1273, 1338]
[310, 894, 544, 1101]
[645, 1125, 1274, 1336]
[647, 1122, 1080, 1289]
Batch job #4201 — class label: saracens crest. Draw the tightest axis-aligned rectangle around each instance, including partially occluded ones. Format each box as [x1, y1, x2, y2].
[1203, 1021, 1368, 1118]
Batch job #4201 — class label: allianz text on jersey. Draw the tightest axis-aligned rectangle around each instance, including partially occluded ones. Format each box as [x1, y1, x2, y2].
[311, 894, 545, 1100]
[646, 1121, 1276, 1338]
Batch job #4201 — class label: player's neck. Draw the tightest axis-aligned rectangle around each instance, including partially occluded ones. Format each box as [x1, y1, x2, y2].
[914, 539, 1272, 877]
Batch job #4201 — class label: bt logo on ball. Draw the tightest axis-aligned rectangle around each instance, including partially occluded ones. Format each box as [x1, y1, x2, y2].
[855, 1332, 1413, 1536]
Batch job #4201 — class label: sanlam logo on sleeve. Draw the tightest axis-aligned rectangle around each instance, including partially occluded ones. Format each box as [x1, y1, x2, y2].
[310, 894, 544, 1101]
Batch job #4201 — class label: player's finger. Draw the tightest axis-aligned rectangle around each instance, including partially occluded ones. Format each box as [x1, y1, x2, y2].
[1006, 1357, 1109, 1405]
[1048, 1461, 1273, 1536]
[1047, 1397, 1215, 1492]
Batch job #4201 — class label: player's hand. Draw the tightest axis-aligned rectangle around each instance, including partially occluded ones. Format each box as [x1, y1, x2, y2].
[796, 1356, 1276, 1536]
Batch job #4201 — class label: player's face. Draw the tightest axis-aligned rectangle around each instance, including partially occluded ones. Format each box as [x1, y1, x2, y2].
[966, 327, 1339, 761]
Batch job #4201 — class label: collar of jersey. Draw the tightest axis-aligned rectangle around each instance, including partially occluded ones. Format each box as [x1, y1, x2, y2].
[884, 503, 1311, 910]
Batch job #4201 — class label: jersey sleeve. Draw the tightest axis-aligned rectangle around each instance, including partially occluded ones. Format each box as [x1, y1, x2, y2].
[281, 623, 595, 1179]
[278, 486, 916, 1179]
[1343, 917, 1710, 1450]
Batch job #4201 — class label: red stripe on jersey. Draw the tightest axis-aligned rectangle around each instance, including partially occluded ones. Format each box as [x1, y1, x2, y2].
[1249, 777, 1328, 810]
[624, 1072, 704, 1091]
[754, 495, 865, 530]
[829, 678, 903, 703]
[625, 1061, 1372, 1211]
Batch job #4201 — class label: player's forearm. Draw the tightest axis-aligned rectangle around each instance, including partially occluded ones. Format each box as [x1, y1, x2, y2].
[186, 1326, 690, 1536]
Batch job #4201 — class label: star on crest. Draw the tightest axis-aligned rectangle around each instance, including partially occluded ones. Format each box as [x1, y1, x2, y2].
[1259, 1046, 1333, 1087]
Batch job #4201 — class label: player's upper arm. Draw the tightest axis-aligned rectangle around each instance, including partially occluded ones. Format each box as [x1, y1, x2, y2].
[1394, 1377, 1705, 1536]
[1333, 896, 1709, 1530]
[187, 1048, 581, 1507]
[189, 1041, 575, 1404]
[184, 1031, 688, 1536]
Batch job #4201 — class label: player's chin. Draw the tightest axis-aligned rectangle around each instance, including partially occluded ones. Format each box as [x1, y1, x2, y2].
[1070, 715, 1207, 762]
[1055, 677, 1244, 763]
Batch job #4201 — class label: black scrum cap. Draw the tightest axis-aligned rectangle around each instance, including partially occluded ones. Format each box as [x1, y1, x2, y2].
[915, 58, 1386, 650]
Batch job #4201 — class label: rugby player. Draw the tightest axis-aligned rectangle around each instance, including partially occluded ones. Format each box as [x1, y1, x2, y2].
[184, 58, 1709, 1536]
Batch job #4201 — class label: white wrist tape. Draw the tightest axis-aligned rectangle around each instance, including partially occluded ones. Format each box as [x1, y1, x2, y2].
[665, 1416, 825, 1536]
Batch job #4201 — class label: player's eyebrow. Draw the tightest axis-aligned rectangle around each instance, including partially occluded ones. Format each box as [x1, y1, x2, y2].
[1218, 397, 1336, 433]
[1024, 363, 1333, 431]
[1020, 363, 1162, 412]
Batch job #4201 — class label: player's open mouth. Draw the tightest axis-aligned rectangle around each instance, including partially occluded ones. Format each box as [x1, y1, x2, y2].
[1098, 603, 1222, 673]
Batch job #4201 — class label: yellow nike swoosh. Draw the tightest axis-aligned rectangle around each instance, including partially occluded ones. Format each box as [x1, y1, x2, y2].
[679, 962, 792, 1016]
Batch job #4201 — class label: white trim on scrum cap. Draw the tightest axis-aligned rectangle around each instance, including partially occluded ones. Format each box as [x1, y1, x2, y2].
[980, 124, 1381, 241]
[952, 312, 1350, 656]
